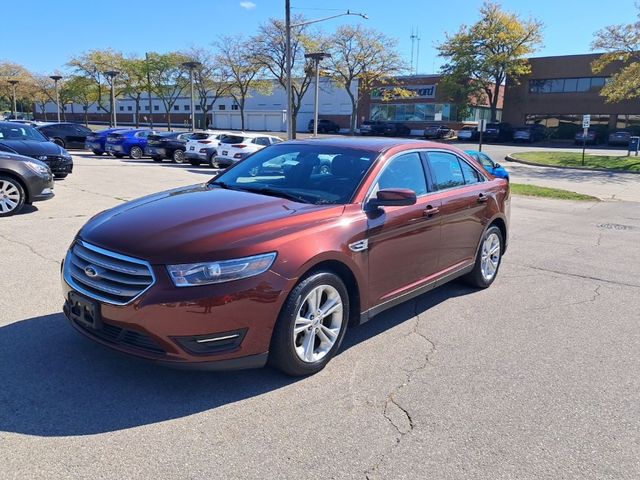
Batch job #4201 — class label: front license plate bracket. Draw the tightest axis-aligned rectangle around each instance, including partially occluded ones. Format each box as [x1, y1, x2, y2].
[67, 292, 102, 330]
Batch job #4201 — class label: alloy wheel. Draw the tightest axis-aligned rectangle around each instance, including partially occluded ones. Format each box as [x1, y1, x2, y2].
[130, 146, 143, 159]
[293, 284, 343, 363]
[173, 149, 185, 164]
[480, 232, 501, 281]
[0, 179, 21, 215]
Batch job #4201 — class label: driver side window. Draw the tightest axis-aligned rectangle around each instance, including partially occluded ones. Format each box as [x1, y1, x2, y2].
[372, 152, 428, 197]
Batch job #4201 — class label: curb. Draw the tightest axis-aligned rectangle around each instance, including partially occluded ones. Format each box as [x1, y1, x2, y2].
[503, 155, 640, 175]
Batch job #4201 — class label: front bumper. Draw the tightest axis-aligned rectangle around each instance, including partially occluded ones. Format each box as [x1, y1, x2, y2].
[42, 157, 73, 175]
[214, 156, 237, 167]
[61, 256, 290, 370]
[186, 151, 208, 161]
[86, 141, 104, 152]
[105, 144, 124, 153]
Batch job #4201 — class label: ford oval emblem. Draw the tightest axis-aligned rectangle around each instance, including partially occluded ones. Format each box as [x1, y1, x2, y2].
[84, 265, 99, 278]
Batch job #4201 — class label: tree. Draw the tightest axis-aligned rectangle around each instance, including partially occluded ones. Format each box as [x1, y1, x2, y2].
[62, 76, 98, 126]
[251, 16, 321, 136]
[0, 62, 36, 116]
[147, 52, 189, 130]
[437, 1, 543, 122]
[591, 7, 640, 103]
[181, 47, 230, 130]
[326, 25, 406, 134]
[120, 57, 149, 127]
[215, 35, 269, 131]
[67, 49, 125, 118]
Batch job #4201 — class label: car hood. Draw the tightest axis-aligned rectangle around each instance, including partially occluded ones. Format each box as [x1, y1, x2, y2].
[0, 140, 65, 156]
[79, 184, 344, 264]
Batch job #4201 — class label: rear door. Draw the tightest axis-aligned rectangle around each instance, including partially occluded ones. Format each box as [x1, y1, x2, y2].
[366, 151, 442, 306]
[425, 150, 490, 270]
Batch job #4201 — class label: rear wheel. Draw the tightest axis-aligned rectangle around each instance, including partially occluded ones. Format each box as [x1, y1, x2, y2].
[0, 175, 25, 217]
[464, 226, 503, 288]
[52, 137, 65, 148]
[129, 146, 143, 159]
[269, 271, 349, 376]
[208, 152, 219, 168]
[172, 149, 185, 164]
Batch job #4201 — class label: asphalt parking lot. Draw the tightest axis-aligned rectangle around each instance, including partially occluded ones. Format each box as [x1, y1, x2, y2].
[1, 152, 639, 479]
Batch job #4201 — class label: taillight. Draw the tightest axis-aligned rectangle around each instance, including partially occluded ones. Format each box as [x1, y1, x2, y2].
[231, 144, 247, 148]
[198, 140, 212, 144]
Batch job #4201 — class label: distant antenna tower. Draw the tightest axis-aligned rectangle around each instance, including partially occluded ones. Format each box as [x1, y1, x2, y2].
[409, 27, 421, 75]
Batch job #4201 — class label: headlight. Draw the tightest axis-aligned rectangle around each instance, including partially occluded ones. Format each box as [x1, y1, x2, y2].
[167, 252, 277, 287]
[24, 161, 51, 176]
[36, 155, 48, 161]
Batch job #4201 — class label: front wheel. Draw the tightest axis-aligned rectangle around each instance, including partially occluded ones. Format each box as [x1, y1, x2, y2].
[464, 225, 503, 288]
[172, 149, 185, 164]
[129, 146, 143, 159]
[269, 271, 349, 376]
[0, 175, 26, 217]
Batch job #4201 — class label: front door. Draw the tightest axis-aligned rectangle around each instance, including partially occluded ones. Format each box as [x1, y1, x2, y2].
[366, 152, 442, 307]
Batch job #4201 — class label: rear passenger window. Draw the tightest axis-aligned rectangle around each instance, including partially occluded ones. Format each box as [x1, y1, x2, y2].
[254, 137, 271, 146]
[459, 159, 482, 184]
[427, 152, 465, 190]
[374, 152, 428, 196]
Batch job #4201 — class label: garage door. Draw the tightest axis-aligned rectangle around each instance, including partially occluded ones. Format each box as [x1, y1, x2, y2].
[247, 114, 265, 131]
[265, 114, 283, 132]
[214, 113, 230, 130]
[231, 114, 242, 130]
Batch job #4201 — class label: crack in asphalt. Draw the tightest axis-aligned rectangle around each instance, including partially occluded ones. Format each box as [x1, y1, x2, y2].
[517, 263, 640, 289]
[0, 234, 59, 265]
[365, 300, 435, 480]
[56, 183, 129, 202]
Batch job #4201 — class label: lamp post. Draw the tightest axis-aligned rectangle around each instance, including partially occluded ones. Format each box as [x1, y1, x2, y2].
[104, 70, 120, 127]
[7, 80, 19, 119]
[285, 5, 367, 140]
[305, 52, 331, 137]
[182, 61, 202, 131]
[49, 75, 62, 123]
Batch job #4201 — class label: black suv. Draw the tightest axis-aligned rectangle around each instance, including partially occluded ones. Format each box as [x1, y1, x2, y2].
[484, 123, 513, 142]
[361, 121, 411, 137]
[37, 123, 93, 149]
[0, 151, 54, 216]
[145, 131, 193, 163]
[308, 118, 340, 134]
[0, 122, 73, 178]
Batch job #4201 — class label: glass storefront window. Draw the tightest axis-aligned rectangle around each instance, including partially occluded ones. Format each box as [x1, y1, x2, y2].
[369, 103, 453, 122]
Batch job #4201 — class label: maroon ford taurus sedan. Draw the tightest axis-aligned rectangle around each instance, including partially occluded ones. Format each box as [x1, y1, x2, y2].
[61, 138, 510, 376]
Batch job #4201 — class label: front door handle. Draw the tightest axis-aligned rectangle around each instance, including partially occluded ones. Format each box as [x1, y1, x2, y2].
[423, 205, 440, 216]
[477, 193, 489, 203]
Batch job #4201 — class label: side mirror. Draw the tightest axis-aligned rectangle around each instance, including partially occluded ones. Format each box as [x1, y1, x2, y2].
[366, 188, 417, 210]
[494, 162, 501, 168]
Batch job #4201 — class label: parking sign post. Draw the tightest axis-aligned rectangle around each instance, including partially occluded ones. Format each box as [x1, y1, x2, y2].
[477, 118, 487, 152]
[582, 114, 591, 166]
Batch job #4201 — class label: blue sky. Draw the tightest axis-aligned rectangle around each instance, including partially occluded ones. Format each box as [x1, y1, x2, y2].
[1, 0, 637, 73]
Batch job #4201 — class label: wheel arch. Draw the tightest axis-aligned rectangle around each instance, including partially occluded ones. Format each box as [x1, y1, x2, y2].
[0, 169, 30, 202]
[488, 215, 508, 254]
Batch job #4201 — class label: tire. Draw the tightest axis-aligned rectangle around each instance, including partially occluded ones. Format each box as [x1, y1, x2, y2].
[152, 156, 163, 163]
[54, 173, 68, 179]
[463, 225, 503, 289]
[172, 149, 185, 164]
[52, 138, 65, 148]
[208, 153, 219, 168]
[129, 146, 143, 160]
[269, 271, 350, 376]
[0, 175, 26, 217]
[92, 150, 103, 156]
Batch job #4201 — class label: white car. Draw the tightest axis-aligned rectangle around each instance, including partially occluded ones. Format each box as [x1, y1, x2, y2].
[215, 133, 283, 168]
[185, 130, 234, 167]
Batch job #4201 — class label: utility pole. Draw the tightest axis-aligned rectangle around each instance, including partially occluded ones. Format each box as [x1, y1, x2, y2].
[8, 80, 19, 119]
[104, 71, 120, 127]
[285, 0, 293, 139]
[182, 61, 202, 132]
[49, 75, 62, 123]
[146, 53, 154, 128]
[305, 52, 331, 137]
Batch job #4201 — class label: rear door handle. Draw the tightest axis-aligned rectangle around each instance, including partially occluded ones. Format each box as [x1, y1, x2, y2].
[477, 193, 489, 203]
[423, 205, 440, 216]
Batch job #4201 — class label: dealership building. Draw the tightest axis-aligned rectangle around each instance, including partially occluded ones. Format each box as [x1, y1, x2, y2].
[502, 53, 640, 135]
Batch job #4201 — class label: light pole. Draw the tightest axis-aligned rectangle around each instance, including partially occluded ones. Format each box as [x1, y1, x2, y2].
[104, 70, 120, 127]
[285, 6, 367, 140]
[145, 53, 154, 128]
[7, 80, 19, 119]
[305, 52, 331, 137]
[182, 61, 202, 131]
[49, 75, 62, 123]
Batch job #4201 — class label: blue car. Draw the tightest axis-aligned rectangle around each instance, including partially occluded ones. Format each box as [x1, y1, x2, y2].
[465, 149, 510, 181]
[85, 128, 130, 155]
[105, 129, 157, 159]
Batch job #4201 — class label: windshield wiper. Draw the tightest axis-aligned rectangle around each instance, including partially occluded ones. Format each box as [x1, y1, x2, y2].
[240, 186, 311, 204]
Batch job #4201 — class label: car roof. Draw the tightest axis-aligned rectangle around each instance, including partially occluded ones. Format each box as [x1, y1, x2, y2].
[282, 136, 460, 153]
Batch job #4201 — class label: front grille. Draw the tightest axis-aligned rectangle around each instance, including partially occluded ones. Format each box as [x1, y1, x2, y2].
[64, 240, 155, 305]
[74, 318, 166, 355]
[31, 155, 72, 172]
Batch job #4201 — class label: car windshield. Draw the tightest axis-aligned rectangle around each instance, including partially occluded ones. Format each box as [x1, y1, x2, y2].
[211, 144, 378, 205]
[0, 124, 48, 142]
